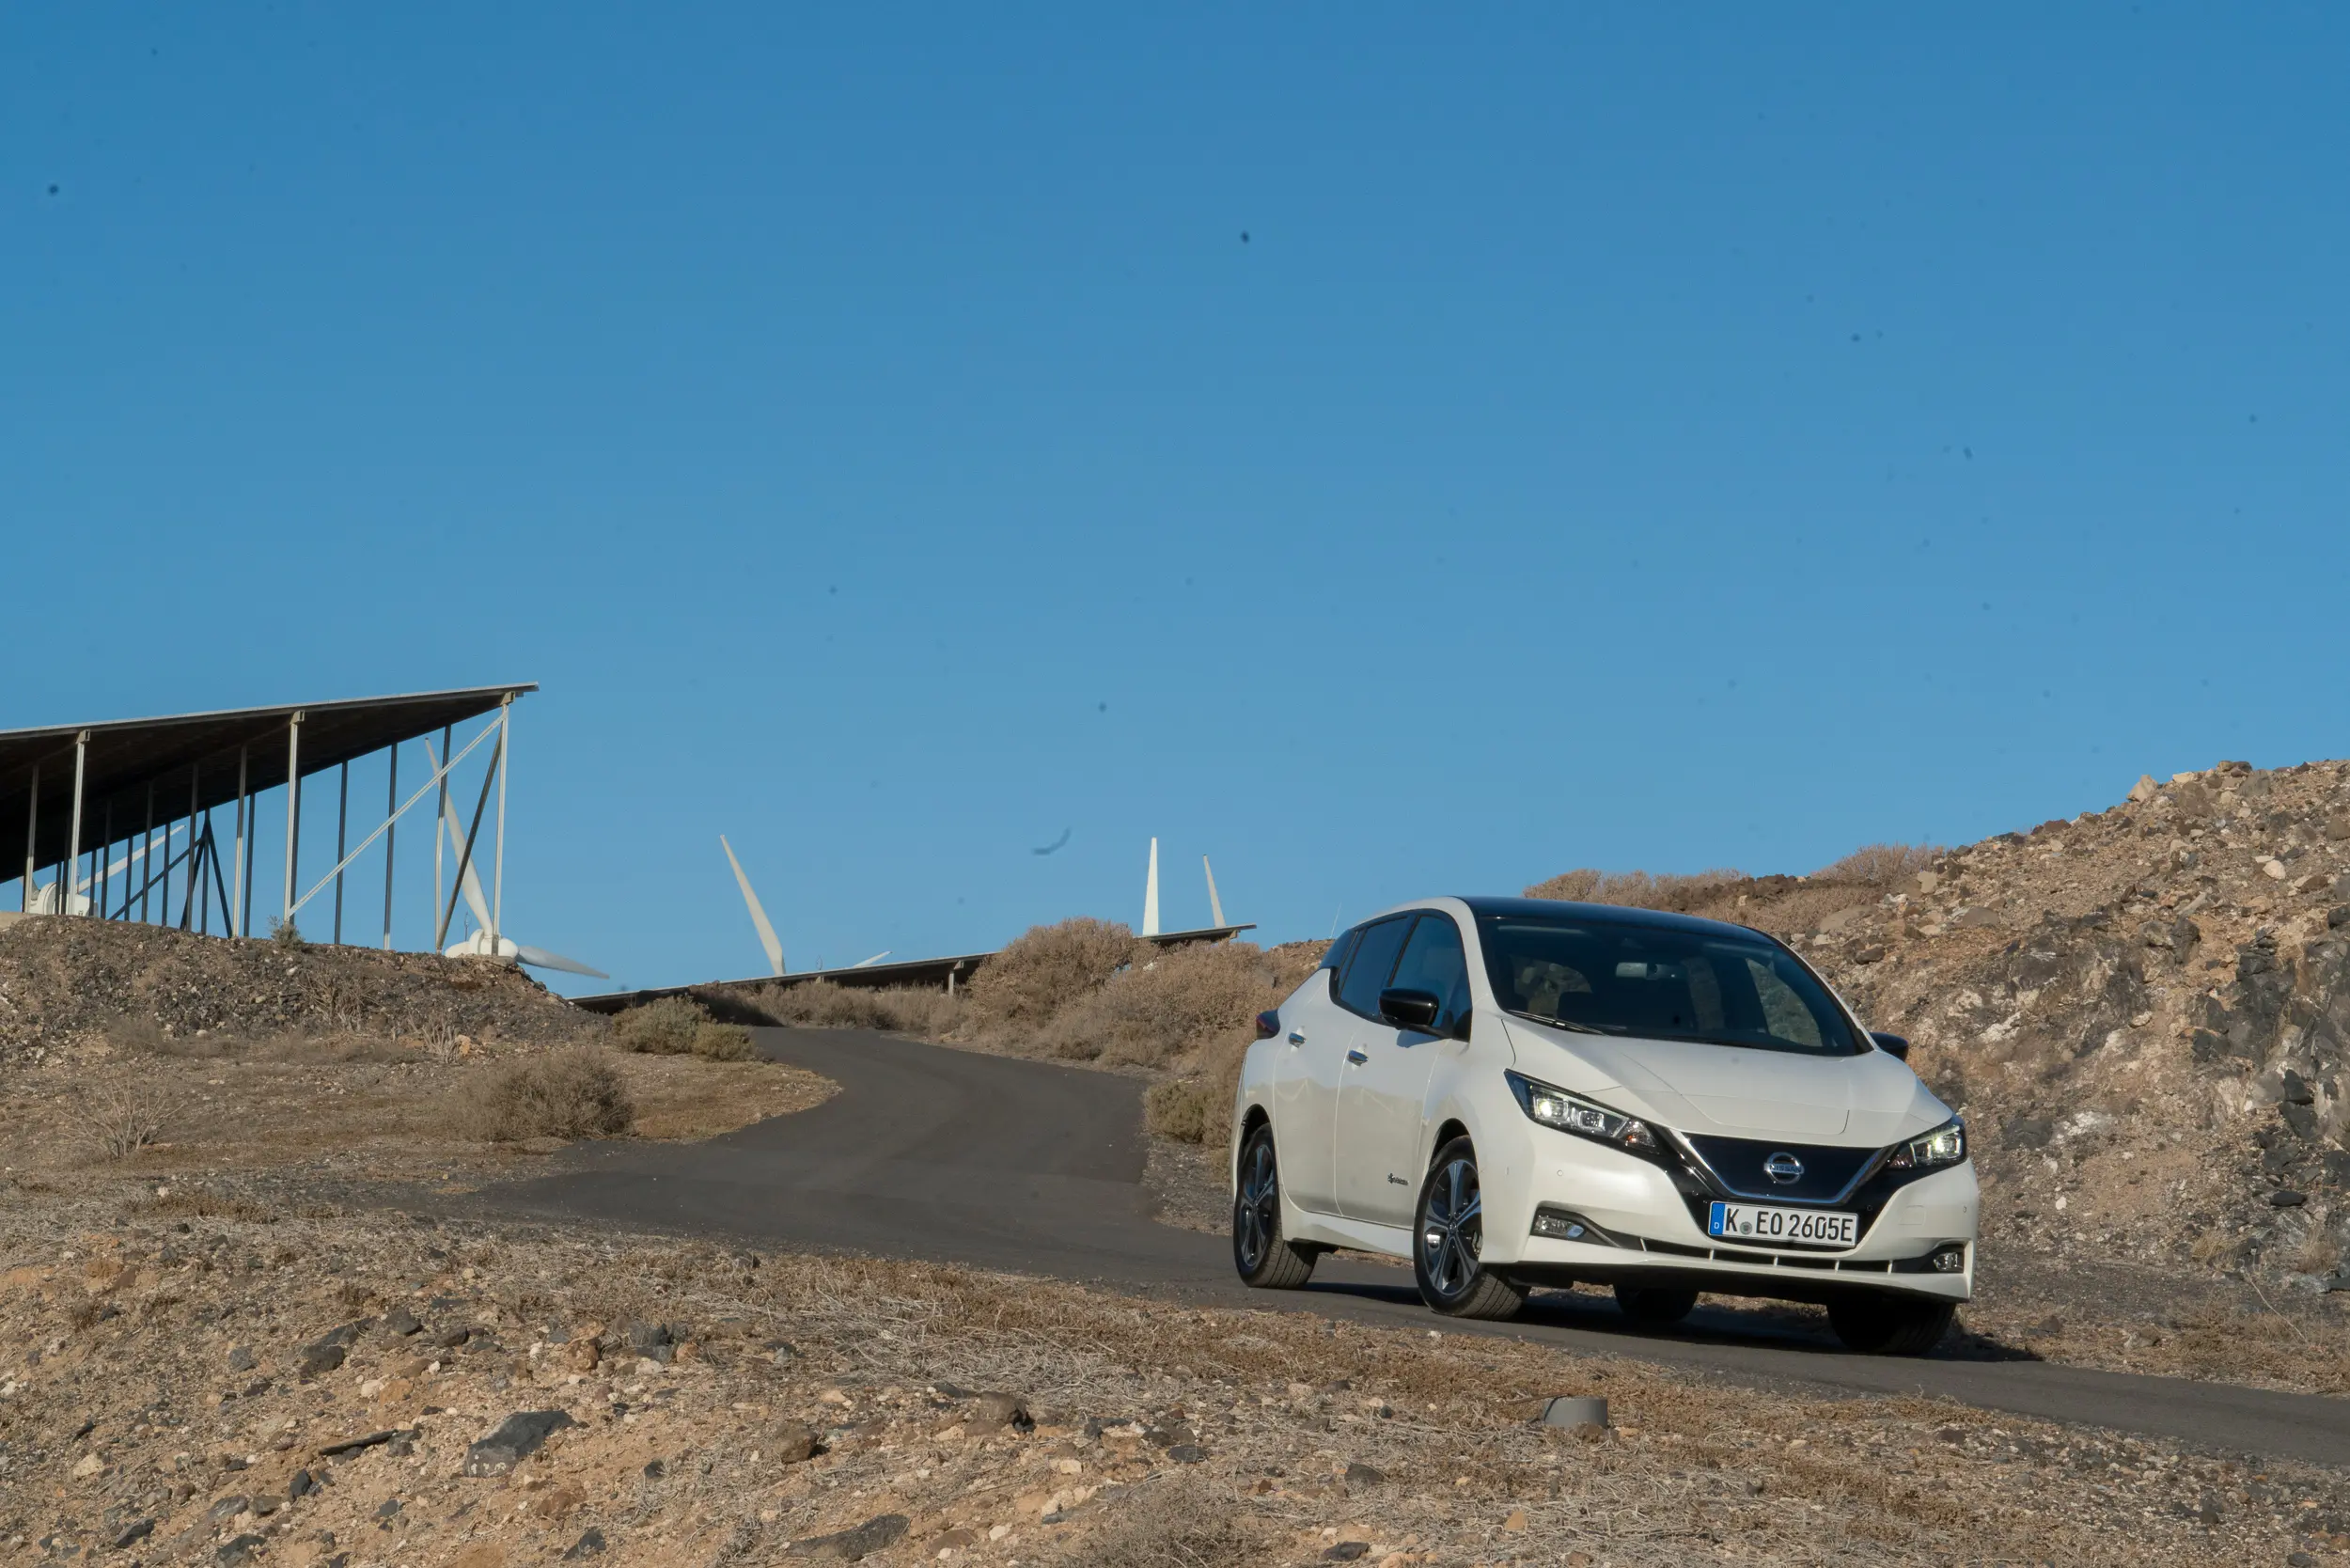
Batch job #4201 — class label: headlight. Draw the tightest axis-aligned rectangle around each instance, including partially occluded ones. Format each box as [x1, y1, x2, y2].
[1885, 1115, 1966, 1170]
[1505, 1071, 1659, 1155]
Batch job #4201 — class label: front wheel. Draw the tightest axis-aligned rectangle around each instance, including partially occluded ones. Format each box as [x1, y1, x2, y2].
[1232, 1123, 1317, 1289]
[1827, 1293, 1955, 1356]
[1412, 1137, 1526, 1321]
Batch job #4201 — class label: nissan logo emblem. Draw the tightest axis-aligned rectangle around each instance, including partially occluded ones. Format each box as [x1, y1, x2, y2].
[1763, 1151, 1805, 1184]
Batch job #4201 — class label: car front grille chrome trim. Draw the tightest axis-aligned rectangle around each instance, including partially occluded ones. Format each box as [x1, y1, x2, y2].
[1663, 1128, 1895, 1207]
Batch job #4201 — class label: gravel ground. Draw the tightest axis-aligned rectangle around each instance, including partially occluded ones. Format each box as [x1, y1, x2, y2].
[4, 1175, 2347, 1568]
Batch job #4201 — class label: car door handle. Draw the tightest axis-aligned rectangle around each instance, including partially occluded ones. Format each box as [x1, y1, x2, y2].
[1288, 1030, 1307, 1046]
[1346, 1048, 1369, 1064]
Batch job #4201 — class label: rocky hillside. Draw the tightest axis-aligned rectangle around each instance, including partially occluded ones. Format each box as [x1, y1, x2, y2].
[0, 918, 597, 1065]
[1538, 759, 2350, 1294]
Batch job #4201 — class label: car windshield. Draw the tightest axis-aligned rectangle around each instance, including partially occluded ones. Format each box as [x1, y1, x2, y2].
[1476, 912, 1861, 1057]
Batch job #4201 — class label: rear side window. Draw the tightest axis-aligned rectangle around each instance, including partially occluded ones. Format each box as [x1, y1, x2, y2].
[1336, 917, 1413, 1018]
[1320, 928, 1360, 974]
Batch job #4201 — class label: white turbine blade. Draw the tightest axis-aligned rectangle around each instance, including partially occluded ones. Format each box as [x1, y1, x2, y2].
[514, 943, 609, 979]
[442, 810, 495, 933]
[1142, 837, 1161, 936]
[851, 950, 892, 968]
[720, 834, 786, 976]
[1202, 855, 1225, 928]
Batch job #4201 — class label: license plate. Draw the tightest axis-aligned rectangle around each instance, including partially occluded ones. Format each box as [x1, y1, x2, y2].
[1708, 1201, 1857, 1248]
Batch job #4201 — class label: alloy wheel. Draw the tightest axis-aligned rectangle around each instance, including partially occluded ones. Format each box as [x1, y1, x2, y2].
[1419, 1155, 1484, 1299]
[1236, 1137, 1279, 1275]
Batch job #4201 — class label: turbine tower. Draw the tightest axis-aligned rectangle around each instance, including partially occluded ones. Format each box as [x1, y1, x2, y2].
[1142, 837, 1161, 937]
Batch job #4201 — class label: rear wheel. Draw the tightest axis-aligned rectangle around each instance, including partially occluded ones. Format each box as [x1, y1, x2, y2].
[1613, 1283, 1699, 1326]
[1412, 1137, 1526, 1321]
[1232, 1123, 1317, 1289]
[1827, 1293, 1955, 1356]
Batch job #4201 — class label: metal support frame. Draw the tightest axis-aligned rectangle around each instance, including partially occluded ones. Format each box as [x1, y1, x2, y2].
[433, 724, 450, 945]
[98, 801, 112, 920]
[382, 744, 398, 950]
[238, 745, 254, 938]
[280, 711, 304, 931]
[181, 765, 200, 931]
[141, 782, 154, 922]
[333, 761, 349, 945]
[491, 695, 510, 951]
[20, 760, 36, 913]
[435, 726, 503, 951]
[294, 713, 501, 922]
[67, 733, 86, 917]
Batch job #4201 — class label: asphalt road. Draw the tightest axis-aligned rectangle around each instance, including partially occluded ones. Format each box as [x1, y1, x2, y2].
[471, 1026, 2350, 1468]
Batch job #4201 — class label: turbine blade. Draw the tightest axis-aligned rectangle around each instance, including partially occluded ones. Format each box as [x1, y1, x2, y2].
[851, 950, 892, 968]
[515, 944, 609, 979]
[1142, 837, 1160, 936]
[1202, 855, 1226, 928]
[720, 834, 786, 976]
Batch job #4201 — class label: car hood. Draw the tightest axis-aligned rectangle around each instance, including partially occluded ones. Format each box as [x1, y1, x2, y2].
[1500, 1013, 1950, 1147]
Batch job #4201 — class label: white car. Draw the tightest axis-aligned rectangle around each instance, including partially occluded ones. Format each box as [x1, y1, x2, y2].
[1230, 898, 1977, 1355]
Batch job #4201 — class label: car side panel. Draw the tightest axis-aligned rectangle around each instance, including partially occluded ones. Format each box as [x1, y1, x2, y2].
[1269, 967, 1347, 1214]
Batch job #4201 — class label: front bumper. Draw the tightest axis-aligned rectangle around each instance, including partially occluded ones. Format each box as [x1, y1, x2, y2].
[1484, 1123, 1979, 1304]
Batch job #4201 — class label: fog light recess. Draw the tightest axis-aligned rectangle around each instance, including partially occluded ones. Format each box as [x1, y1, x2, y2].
[1531, 1207, 1591, 1242]
[1930, 1244, 1967, 1274]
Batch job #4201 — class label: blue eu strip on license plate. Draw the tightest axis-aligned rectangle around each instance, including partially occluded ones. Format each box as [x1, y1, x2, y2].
[1708, 1201, 1728, 1236]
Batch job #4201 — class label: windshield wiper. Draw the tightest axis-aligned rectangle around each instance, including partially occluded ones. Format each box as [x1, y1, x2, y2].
[1511, 1011, 1611, 1035]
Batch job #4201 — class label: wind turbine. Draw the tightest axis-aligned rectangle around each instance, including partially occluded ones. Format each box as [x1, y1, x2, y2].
[720, 835, 786, 977]
[435, 811, 606, 976]
[1203, 855, 1226, 927]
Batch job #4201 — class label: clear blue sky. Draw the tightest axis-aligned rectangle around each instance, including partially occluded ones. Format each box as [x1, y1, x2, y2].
[7, 7, 2346, 993]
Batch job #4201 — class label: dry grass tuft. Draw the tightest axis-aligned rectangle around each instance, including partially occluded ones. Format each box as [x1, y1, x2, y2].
[1816, 841, 1945, 887]
[963, 917, 1137, 1031]
[1522, 867, 1747, 911]
[1052, 1480, 1250, 1567]
[739, 979, 964, 1036]
[451, 1047, 634, 1141]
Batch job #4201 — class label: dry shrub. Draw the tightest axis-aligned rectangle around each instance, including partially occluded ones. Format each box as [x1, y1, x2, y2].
[690, 1022, 755, 1061]
[741, 979, 964, 1037]
[70, 1081, 173, 1160]
[1055, 1480, 1250, 1567]
[1817, 841, 1944, 887]
[964, 917, 1136, 1032]
[1031, 941, 1280, 1068]
[453, 1048, 634, 1141]
[1523, 867, 1747, 911]
[613, 996, 706, 1056]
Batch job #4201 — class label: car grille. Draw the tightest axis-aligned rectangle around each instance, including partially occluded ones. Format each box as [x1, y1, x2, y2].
[1681, 1134, 1877, 1203]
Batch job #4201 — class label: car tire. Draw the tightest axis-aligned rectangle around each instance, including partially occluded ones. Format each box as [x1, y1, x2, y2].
[1827, 1293, 1955, 1356]
[1232, 1123, 1317, 1289]
[1412, 1137, 1526, 1321]
[1613, 1283, 1699, 1326]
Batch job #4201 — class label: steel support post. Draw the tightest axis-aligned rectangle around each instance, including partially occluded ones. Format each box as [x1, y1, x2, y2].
[281, 712, 304, 931]
[235, 745, 250, 937]
[491, 696, 511, 952]
[99, 801, 112, 919]
[20, 761, 36, 913]
[433, 724, 450, 943]
[382, 744, 398, 950]
[67, 733, 86, 917]
[183, 764, 199, 931]
[333, 761, 349, 946]
[141, 782, 154, 922]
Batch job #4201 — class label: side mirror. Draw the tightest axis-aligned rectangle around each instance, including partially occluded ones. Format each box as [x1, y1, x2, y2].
[1871, 1031, 1911, 1061]
[1379, 988, 1441, 1031]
